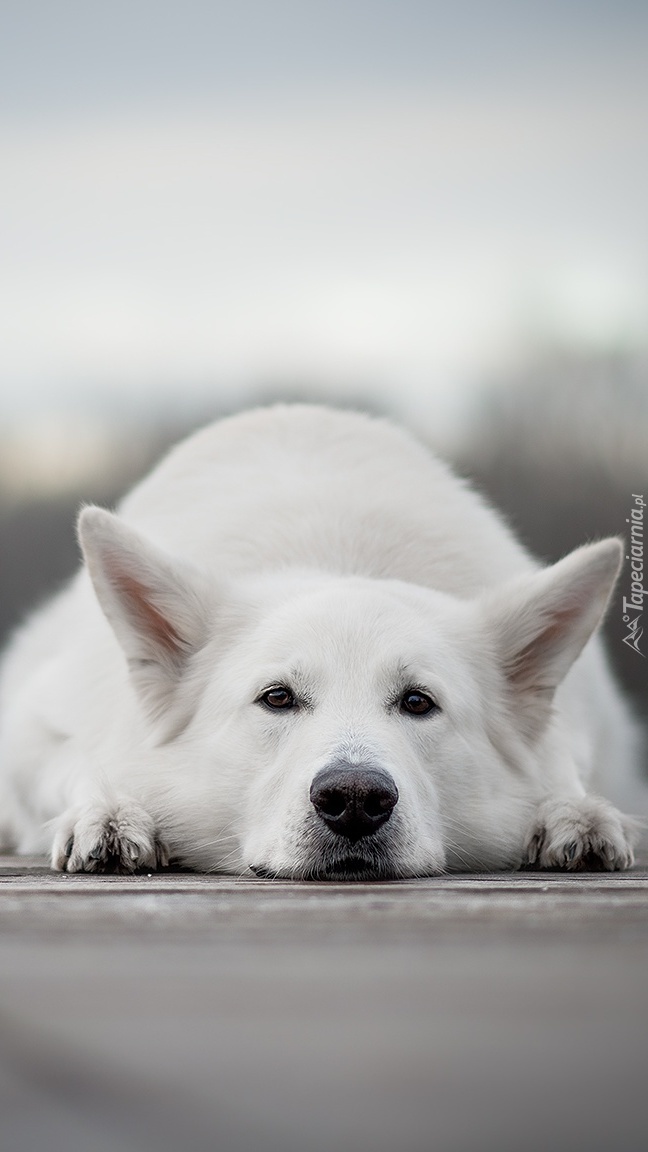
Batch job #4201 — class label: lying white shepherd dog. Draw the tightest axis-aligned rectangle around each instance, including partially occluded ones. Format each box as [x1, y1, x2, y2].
[0, 405, 641, 877]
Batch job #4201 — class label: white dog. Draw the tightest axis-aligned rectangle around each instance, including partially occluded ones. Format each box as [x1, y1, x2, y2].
[0, 405, 640, 877]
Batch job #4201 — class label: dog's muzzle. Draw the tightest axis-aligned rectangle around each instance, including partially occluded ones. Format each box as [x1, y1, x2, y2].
[309, 762, 399, 842]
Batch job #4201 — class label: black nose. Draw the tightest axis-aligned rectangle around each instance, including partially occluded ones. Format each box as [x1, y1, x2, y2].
[309, 764, 399, 841]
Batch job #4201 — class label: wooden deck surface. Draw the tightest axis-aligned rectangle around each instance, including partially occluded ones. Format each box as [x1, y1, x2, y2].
[1, 853, 647, 1152]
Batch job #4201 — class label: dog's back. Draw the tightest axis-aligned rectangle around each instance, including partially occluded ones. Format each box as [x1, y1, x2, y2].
[118, 404, 535, 589]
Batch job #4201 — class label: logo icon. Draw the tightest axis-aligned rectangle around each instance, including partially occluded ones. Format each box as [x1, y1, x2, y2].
[621, 612, 643, 656]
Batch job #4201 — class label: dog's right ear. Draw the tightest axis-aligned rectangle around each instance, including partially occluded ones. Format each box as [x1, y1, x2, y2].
[482, 538, 622, 741]
[78, 506, 210, 728]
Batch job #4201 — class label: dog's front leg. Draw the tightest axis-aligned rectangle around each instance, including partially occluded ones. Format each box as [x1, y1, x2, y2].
[522, 793, 638, 871]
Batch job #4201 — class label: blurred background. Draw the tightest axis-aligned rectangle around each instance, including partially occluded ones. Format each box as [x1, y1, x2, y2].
[1, 0, 647, 727]
[1, 10, 648, 1152]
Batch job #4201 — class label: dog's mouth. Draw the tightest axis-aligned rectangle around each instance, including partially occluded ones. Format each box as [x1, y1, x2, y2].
[314, 854, 401, 880]
[249, 858, 400, 880]
[248, 813, 414, 881]
[250, 847, 405, 882]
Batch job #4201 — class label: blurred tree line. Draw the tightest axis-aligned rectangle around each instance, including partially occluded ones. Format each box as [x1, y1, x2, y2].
[0, 418, 195, 649]
[454, 350, 647, 739]
[1, 354, 646, 751]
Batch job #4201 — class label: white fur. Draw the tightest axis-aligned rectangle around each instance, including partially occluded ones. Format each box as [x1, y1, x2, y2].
[0, 405, 641, 877]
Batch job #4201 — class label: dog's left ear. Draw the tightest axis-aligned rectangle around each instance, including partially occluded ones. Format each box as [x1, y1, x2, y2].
[483, 538, 622, 738]
[78, 506, 210, 729]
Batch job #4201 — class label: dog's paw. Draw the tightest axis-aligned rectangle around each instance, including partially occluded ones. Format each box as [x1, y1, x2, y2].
[52, 801, 169, 873]
[523, 795, 637, 872]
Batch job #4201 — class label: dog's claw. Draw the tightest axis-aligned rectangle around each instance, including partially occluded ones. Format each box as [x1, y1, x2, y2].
[525, 834, 541, 866]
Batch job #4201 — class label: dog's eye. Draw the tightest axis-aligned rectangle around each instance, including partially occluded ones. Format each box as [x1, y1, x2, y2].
[258, 686, 296, 710]
[400, 690, 437, 716]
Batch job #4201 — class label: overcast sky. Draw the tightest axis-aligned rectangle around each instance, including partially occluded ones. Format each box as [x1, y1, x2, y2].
[1, 0, 647, 437]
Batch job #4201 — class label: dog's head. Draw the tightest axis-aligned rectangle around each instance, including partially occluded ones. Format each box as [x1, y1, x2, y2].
[79, 507, 622, 878]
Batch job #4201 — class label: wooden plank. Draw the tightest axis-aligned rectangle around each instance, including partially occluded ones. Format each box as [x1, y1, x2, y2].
[0, 849, 647, 1152]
